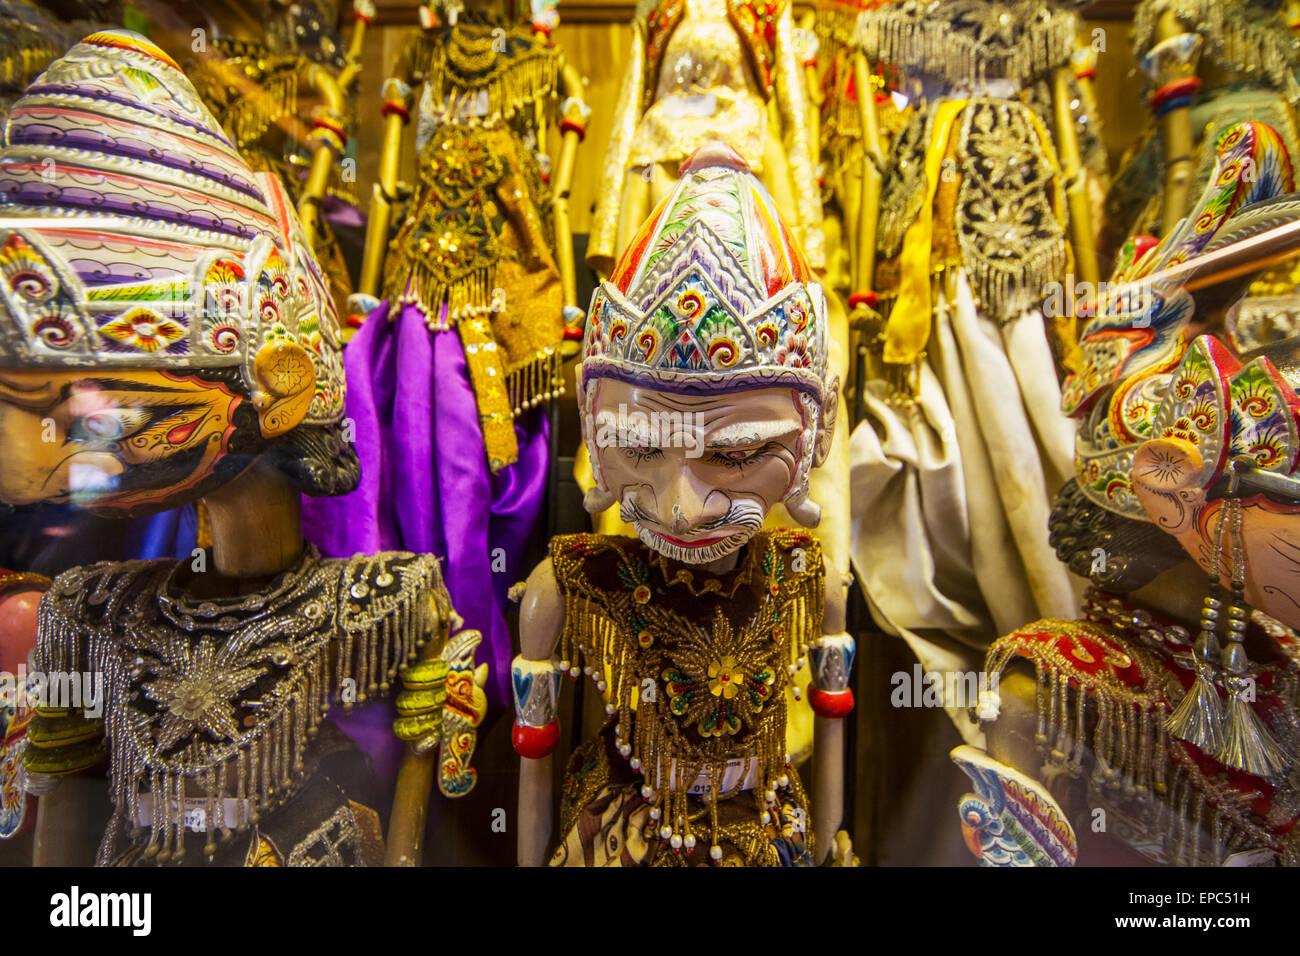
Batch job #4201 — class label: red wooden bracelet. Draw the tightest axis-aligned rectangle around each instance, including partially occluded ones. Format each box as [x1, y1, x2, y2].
[1150, 77, 1201, 112]
[808, 686, 854, 718]
[512, 720, 560, 758]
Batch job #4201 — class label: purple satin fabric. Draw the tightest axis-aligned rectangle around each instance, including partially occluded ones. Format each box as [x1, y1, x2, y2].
[303, 301, 549, 740]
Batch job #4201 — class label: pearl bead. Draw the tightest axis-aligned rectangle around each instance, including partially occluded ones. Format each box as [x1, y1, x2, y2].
[569, 667, 580, 678]
[710, 845, 722, 860]
[597, 681, 607, 692]
[765, 790, 776, 803]
[761, 811, 771, 825]
[649, 808, 660, 820]
[559, 660, 571, 671]
[630, 758, 641, 770]
[670, 834, 682, 849]
[619, 744, 632, 757]
[659, 825, 672, 840]
[641, 785, 653, 799]
[605, 704, 616, 715]
[778, 775, 789, 788]
[684, 835, 696, 849]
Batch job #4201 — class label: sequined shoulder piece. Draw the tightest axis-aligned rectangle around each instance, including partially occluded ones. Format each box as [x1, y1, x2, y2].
[36, 559, 171, 673]
[333, 550, 449, 634]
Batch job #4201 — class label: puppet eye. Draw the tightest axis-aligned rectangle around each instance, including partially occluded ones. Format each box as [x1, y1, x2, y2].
[623, 445, 663, 464]
[708, 444, 773, 470]
[68, 408, 150, 443]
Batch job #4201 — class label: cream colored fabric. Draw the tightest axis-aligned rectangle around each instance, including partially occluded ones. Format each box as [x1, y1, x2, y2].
[850, 268, 1080, 742]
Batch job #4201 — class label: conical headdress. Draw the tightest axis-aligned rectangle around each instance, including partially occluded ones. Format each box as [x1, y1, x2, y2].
[0, 30, 345, 426]
[581, 142, 829, 401]
[579, 141, 832, 508]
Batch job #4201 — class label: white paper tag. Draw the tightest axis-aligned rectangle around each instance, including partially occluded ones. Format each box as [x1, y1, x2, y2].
[662, 92, 717, 119]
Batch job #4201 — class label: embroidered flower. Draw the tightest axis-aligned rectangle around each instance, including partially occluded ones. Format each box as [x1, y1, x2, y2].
[707, 655, 745, 699]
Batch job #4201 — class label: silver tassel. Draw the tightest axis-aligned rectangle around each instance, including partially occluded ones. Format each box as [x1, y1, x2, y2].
[1215, 498, 1290, 781]
[1166, 500, 1231, 754]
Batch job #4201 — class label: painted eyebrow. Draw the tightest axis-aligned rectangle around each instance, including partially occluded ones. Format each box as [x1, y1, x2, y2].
[64, 378, 194, 398]
[704, 421, 802, 449]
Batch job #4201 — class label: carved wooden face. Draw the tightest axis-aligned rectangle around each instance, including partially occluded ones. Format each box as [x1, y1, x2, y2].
[1133, 437, 1300, 628]
[590, 378, 809, 564]
[0, 368, 248, 512]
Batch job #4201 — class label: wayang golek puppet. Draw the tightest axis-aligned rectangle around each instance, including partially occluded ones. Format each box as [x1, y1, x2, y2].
[955, 120, 1300, 866]
[301, 0, 589, 725]
[578, 6, 851, 772]
[0, 31, 483, 866]
[513, 143, 852, 866]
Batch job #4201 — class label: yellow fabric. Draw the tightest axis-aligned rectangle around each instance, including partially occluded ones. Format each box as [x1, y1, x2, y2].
[1021, 103, 1082, 376]
[882, 98, 968, 367]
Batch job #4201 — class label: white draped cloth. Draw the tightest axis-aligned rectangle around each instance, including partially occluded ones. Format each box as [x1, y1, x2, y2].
[851, 270, 1081, 742]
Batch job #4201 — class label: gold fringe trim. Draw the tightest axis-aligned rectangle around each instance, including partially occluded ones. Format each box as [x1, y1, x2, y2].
[553, 534, 824, 854]
[32, 554, 448, 866]
[505, 348, 565, 417]
[987, 622, 1294, 865]
[852, 3, 1078, 87]
[390, 266, 497, 331]
[407, 31, 558, 124]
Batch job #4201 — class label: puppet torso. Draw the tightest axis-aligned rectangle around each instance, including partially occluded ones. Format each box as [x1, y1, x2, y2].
[26, 546, 448, 865]
[548, 529, 824, 866]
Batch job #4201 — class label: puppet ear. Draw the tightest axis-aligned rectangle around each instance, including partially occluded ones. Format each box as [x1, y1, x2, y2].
[814, 374, 840, 467]
[1131, 437, 1210, 538]
[583, 486, 617, 515]
[784, 487, 821, 528]
[251, 340, 316, 438]
[1132, 437, 1204, 495]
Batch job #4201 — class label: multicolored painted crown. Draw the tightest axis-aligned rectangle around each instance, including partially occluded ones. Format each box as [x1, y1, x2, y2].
[0, 30, 346, 426]
[1063, 121, 1293, 520]
[581, 142, 828, 402]
[1149, 333, 1300, 491]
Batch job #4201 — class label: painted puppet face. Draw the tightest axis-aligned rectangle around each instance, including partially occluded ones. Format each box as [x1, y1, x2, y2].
[590, 378, 809, 564]
[0, 368, 246, 512]
[1133, 437, 1300, 629]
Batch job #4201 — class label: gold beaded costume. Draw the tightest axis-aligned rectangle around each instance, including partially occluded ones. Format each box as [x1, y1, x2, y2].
[549, 531, 823, 866]
[366, 12, 587, 469]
